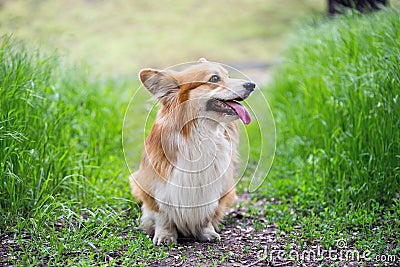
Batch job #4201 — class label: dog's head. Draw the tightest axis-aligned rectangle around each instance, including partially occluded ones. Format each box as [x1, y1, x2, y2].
[139, 58, 255, 125]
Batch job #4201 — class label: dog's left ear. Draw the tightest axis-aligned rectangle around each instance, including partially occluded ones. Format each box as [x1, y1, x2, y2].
[139, 68, 179, 100]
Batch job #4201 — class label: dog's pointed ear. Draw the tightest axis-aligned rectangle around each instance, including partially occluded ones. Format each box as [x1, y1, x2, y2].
[139, 68, 179, 100]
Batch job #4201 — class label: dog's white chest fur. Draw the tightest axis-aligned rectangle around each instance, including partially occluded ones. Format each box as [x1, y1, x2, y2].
[155, 121, 233, 235]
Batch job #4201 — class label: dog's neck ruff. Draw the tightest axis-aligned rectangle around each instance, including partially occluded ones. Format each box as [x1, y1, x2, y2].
[155, 120, 234, 235]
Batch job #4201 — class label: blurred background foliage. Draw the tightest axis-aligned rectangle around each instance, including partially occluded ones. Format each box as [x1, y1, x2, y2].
[0, 0, 328, 76]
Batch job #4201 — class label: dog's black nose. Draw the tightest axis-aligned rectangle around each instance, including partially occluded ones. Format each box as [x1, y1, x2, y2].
[243, 82, 256, 91]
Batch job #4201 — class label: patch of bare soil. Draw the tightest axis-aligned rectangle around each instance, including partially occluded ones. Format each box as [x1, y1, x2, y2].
[0, 233, 23, 266]
[146, 193, 279, 267]
[145, 193, 389, 267]
[228, 61, 275, 87]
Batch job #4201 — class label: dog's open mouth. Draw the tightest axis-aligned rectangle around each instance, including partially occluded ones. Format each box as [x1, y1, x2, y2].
[207, 98, 251, 124]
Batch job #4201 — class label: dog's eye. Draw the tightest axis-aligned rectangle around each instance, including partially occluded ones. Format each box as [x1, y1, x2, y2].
[208, 75, 221, 83]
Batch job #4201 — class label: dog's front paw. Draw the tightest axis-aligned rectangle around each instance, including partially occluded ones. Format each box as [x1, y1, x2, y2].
[153, 231, 177, 245]
[198, 226, 221, 242]
[198, 231, 221, 242]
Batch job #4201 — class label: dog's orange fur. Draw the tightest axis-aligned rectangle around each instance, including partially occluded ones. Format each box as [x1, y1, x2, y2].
[130, 59, 254, 244]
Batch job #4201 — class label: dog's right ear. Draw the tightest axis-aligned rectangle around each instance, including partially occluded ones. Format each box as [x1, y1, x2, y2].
[139, 68, 179, 100]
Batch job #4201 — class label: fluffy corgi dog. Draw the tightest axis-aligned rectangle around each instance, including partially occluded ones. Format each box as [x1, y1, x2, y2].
[130, 58, 255, 245]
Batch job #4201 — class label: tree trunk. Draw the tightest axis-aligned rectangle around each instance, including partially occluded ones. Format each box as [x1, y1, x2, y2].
[328, 0, 388, 15]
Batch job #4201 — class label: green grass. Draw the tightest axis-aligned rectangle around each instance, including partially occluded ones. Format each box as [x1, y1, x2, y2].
[257, 7, 400, 259]
[0, 36, 129, 218]
[0, 36, 168, 265]
[267, 8, 399, 207]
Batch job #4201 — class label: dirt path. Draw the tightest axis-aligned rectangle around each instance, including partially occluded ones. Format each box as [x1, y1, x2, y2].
[1, 193, 387, 266]
[146, 193, 280, 267]
[227, 61, 276, 87]
[145, 193, 379, 267]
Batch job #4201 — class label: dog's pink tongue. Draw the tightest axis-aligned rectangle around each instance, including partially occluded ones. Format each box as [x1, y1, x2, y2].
[225, 101, 251, 124]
